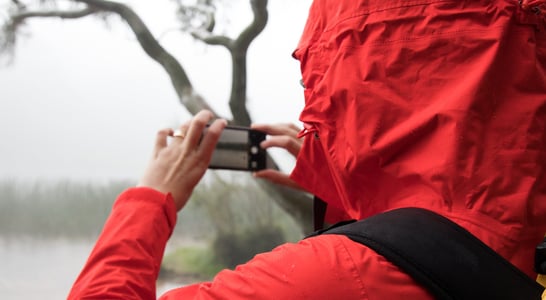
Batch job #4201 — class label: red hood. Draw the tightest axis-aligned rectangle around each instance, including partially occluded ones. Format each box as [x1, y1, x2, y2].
[290, 0, 546, 275]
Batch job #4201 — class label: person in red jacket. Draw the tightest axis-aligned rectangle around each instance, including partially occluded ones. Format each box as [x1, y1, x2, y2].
[69, 0, 546, 299]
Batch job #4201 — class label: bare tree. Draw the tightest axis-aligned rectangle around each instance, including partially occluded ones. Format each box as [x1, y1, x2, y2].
[0, 0, 313, 233]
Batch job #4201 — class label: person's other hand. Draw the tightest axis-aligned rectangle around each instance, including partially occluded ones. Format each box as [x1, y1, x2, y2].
[138, 110, 227, 211]
[250, 123, 305, 191]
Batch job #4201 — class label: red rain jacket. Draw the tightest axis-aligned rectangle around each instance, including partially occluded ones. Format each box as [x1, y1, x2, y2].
[291, 0, 546, 277]
[69, 0, 546, 298]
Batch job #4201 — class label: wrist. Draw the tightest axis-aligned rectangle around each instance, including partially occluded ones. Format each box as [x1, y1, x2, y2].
[117, 187, 177, 220]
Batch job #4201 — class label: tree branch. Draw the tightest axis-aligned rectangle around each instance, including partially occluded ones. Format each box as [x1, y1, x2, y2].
[190, 29, 232, 47]
[10, 0, 26, 10]
[74, 0, 216, 116]
[237, 0, 268, 48]
[184, 0, 268, 126]
[8, 7, 97, 28]
[256, 178, 314, 234]
[2, 5, 98, 59]
[227, 0, 268, 126]
[2, 0, 314, 232]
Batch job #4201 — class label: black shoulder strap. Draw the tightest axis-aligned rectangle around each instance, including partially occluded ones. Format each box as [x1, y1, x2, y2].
[313, 196, 327, 231]
[309, 207, 544, 300]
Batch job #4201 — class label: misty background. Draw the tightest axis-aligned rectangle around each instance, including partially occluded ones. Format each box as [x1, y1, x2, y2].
[0, 0, 308, 180]
[0, 0, 312, 299]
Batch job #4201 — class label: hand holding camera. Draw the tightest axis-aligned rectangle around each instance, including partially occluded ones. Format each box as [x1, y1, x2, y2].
[250, 123, 305, 191]
[138, 110, 227, 211]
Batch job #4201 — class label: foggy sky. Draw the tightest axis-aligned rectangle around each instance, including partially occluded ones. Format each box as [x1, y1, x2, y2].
[0, 0, 310, 181]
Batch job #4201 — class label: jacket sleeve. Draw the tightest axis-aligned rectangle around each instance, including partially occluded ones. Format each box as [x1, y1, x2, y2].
[159, 235, 370, 300]
[68, 187, 177, 300]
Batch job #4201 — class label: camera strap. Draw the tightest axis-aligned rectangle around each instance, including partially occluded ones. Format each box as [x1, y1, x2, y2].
[307, 207, 545, 300]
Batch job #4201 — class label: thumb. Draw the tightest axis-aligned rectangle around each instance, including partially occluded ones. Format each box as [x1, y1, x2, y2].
[253, 170, 304, 191]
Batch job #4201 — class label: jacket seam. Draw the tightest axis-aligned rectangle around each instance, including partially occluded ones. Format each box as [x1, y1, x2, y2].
[324, 0, 460, 32]
[336, 25, 507, 47]
[337, 235, 370, 299]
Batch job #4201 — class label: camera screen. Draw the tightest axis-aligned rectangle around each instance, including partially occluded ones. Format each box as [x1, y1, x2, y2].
[206, 125, 266, 171]
[209, 128, 251, 170]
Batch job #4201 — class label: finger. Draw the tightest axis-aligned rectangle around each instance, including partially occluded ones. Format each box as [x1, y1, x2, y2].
[153, 128, 173, 158]
[260, 135, 302, 157]
[171, 122, 190, 145]
[199, 118, 227, 161]
[287, 123, 301, 132]
[253, 170, 304, 190]
[184, 110, 214, 149]
[251, 123, 301, 137]
[251, 123, 300, 137]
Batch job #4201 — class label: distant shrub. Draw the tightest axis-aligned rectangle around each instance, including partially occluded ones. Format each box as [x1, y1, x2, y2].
[0, 179, 131, 239]
[161, 245, 224, 281]
[212, 226, 285, 269]
[188, 172, 297, 269]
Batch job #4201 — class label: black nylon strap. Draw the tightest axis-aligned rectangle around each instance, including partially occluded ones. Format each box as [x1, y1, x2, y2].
[316, 207, 544, 300]
[535, 237, 546, 274]
[313, 196, 327, 231]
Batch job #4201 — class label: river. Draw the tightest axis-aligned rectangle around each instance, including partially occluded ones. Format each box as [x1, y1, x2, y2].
[0, 238, 91, 299]
[0, 238, 182, 299]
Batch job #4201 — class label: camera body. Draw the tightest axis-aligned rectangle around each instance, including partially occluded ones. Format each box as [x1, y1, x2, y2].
[208, 125, 267, 171]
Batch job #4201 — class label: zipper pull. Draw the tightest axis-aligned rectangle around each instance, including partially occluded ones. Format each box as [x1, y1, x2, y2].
[297, 123, 320, 140]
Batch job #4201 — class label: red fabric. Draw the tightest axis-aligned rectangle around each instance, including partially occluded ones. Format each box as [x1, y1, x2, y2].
[161, 235, 433, 299]
[68, 188, 177, 299]
[290, 0, 546, 277]
[68, 188, 434, 299]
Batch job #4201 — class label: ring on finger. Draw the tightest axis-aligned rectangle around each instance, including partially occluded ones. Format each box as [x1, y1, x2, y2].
[173, 129, 186, 139]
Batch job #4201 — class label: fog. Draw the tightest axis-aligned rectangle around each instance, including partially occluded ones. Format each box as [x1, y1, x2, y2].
[0, 0, 309, 181]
